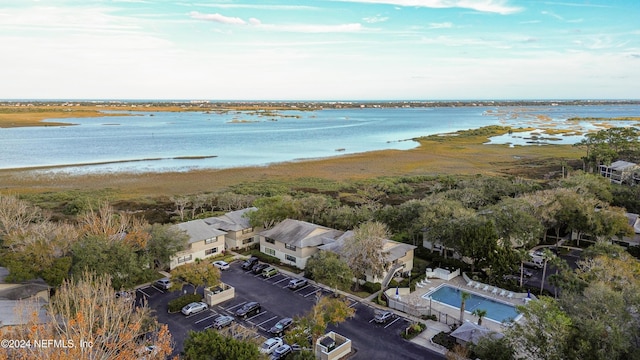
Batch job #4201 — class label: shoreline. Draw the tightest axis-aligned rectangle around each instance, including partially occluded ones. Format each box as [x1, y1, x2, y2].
[0, 128, 584, 199]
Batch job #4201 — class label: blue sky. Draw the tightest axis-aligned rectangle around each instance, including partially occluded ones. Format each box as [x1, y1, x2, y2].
[1, 0, 638, 100]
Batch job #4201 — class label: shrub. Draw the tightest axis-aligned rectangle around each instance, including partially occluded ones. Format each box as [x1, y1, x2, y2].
[432, 331, 457, 349]
[401, 322, 426, 339]
[246, 250, 280, 264]
[168, 294, 203, 313]
[362, 281, 381, 293]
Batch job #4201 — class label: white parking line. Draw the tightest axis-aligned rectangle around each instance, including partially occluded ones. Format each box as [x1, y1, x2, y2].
[226, 301, 247, 311]
[255, 316, 277, 327]
[151, 285, 165, 293]
[195, 313, 218, 324]
[137, 288, 151, 297]
[368, 318, 376, 323]
[384, 317, 401, 329]
[304, 289, 321, 298]
[293, 285, 310, 292]
[247, 312, 267, 322]
[273, 277, 289, 285]
[349, 301, 358, 308]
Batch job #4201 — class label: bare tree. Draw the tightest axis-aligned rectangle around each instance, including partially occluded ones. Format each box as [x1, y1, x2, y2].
[0, 271, 175, 360]
[0, 194, 44, 238]
[171, 196, 190, 221]
[343, 221, 390, 283]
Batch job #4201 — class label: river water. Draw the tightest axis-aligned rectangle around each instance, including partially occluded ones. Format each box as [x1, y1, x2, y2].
[1, 105, 638, 174]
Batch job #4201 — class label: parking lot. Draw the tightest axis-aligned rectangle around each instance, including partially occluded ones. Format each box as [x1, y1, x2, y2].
[138, 260, 443, 359]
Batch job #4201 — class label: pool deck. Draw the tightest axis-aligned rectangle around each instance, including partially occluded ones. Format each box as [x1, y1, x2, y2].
[406, 275, 528, 334]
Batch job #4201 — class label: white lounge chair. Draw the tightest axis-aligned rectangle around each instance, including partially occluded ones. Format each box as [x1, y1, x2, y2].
[474, 282, 482, 289]
[507, 292, 514, 299]
[491, 287, 499, 295]
[481, 285, 489, 291]
[467, 280, 474, 287]
[499, 290, 507, 297]
[416, 283, 424, 288]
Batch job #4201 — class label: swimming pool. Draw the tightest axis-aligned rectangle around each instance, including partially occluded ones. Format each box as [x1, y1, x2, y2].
[422, 284, 520, 324]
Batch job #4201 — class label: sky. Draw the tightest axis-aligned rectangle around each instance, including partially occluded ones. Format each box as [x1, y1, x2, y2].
[1, 0, 639, 100]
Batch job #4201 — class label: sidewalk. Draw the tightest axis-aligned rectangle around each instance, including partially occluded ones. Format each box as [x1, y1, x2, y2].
[409, 320, 449, 356]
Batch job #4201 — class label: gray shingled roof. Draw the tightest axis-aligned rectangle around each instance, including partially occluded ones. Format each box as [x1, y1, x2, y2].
[450, 322, 504, 345]
[204, 207, 256, 232]
[318, 230, 416, 261]
[174, 220, 227, 244]
[260, 219, 344, 248]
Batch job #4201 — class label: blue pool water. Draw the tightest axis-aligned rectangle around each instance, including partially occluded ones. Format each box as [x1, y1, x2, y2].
[422, 284, 520, 324]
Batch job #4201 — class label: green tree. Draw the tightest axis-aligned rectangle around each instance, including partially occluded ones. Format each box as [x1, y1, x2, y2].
[304, 251, 353, 292]
[507, 297, 573, 360]
[287, 296, 355, 348]
[147, 223, 189, 270]
[171, 260, 221, 294]
[183, 329, 262, 360]
[459, 291, 471, 323]
[247, 195, 299, 229]
[453, 217, 498, 273]
[71, 235, 148, 290]
[472, 308, 487, 326]
[471, 336, 515, 360]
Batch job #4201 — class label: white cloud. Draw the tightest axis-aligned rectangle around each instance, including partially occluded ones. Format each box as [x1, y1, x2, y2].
[189, 11, 248, 25]
[332, 0, 522, 15]
[257, 23, 363, 33]
[427, 22, 452, 29]
[363, 15, 389, 23]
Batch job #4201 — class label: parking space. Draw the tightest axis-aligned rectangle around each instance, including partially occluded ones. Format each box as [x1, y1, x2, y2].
[145, 260, 442, 359]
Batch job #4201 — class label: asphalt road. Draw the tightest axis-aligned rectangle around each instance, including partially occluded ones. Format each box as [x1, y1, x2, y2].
[138, 260, 444, 359]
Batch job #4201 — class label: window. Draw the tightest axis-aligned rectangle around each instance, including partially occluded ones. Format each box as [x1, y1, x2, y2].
[242, 237, 255, 245]
[285, 254, 296, 263]
[205, 237, 217, 244]
[264, 248, 276, 256]
[205, 247, 218, 256]
[285, 244, 296, 251]
[242, 227, 254, 234]
[177, 255, 192, 263]
[265, 237, 275, 244]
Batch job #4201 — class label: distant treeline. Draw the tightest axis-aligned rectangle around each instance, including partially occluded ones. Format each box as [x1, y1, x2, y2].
[2, 99, 639, 110]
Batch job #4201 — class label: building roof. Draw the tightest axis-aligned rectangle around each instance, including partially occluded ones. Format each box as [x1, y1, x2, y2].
[174, 220, 227, 244]
[204, 207, 257, 232]
[450, 321, 504, 345]
[318, 230, 416, 262]
[260, 219, 344, 248]
[609, 160, 638, 171]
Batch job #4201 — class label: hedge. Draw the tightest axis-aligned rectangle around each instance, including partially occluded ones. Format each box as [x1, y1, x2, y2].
[362, 281, 381, 293]
[168, 294, 203, 313]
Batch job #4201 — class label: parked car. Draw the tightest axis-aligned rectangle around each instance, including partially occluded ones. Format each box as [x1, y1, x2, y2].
[268, 317, 293, 336]
[212, 315, 234, 329]
[252, 263, 270, 274]
[270, 344, 292, 360]
[374, 310, 393, 324]
[181, 302, 208, 316]
[115, 290, 132, 300]
[287, 278, 308, 290]
[212, 260, 230, 271]
[235, 301, 261, 319]
[260, 337, 283, 355]
[262, 266, 278, 278]
[154, 278, 172, 290]
[242, 256, 259, 270]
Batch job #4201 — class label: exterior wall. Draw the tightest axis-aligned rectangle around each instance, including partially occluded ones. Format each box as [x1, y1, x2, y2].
[169, 234, 225, 270]
[315, 332, 352, 360]
[204, 283, 235, 306]
[259, 236, 319, 269]
[225, 229, 260, 250]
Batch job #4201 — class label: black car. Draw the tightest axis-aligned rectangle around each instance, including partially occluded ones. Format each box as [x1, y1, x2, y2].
[235, 301, 261, 319]
[242, 257, 259, 270]
[251, 263, 270, 274]
[268, 317, 293, 336]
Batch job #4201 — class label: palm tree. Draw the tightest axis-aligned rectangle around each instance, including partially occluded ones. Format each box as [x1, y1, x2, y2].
[459, 291, 471, 323]
[539, 248, 555, 295]
[472, 308, 487, 326]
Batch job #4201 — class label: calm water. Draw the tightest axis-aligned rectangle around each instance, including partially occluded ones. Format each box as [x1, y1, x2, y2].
[1, 105, 638, 174]
[423, 284, 520, 324]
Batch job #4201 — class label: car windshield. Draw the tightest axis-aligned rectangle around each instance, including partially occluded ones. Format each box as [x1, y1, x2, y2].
[275, 323, 283, 329]
[261, 342, 272, 349]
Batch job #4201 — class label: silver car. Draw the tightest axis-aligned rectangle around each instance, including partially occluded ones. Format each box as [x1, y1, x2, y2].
[181, 302, 208, 316]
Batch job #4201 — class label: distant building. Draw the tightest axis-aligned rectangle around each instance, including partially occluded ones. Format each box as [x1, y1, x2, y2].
[599, 160, 640, 185]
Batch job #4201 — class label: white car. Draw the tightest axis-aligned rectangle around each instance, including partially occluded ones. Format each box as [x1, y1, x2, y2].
[212, 260, 230, 271]
[181, 302, 208, 316]
[260, 337, 283, 355]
